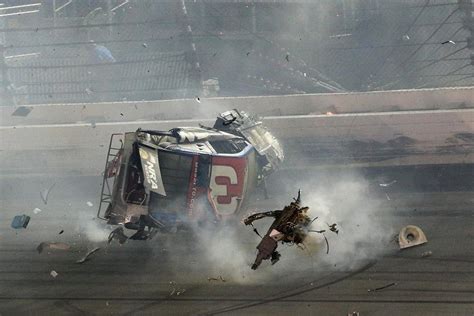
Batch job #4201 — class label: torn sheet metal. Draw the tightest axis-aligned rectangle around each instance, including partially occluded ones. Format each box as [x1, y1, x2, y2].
[399, 225, 428, 249]
[37, 242, 70, 254]
[11, 215, 30, 229]
[138, 145, 166, 196]
[76, 247, 100, 264]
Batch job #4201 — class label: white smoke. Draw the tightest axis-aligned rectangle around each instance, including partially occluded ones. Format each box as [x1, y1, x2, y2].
[162, 170, 395, 286]
[288, 172, 395, 270]
[73, 205, 111, 244]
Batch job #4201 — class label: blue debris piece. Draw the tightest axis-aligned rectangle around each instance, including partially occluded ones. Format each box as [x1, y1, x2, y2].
[11, 215, 30, 229]
[94, 45, 116, 63]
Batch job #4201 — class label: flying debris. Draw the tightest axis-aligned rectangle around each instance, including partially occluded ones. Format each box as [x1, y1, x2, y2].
[11, 106, 32, 117]
[40, 183, 56, 205]
[195, 96, 201, 103]
[441, 40, 455, 45]
[76, 247, 101, 264]
[37, 242, 70, 254]
[142, 43, 148, 48]
[243, 190, 318, 270]
[327, 223, 339, 234]
[33, 208, 42, 214]
[97, 109, 284, 240]
[50, 270, 59, 278]
[379, 180, 397, 187]
[285, 54, 290, 62]
[11, 215, 30, 229]
[86, 201, 94, 207]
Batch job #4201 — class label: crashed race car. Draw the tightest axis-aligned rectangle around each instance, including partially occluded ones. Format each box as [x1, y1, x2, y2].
[98, 109, 284, 240]
[243, 190, 339, 270]
[243, 190, 312, 270]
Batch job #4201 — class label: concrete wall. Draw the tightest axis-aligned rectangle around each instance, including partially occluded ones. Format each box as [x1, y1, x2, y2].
[2, 86, 473, 126]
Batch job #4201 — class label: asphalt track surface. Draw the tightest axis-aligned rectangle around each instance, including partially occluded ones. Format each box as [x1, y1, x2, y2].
[0, 119, 473, 315]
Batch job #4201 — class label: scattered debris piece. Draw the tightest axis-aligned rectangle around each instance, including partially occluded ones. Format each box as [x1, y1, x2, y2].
[40, 183, 56, 205]
[402, 34, 410, 41]
[208, 275, 226, 282]
[142, 43, 148, 48]
[329, 33, 352, 39]
[11, 215, 30, 229]
[76, 247, 100, 264]
[37, 242, 70, 254]
[421, 250, 432, 258]
[243, 190, 313, 269]
[379, 180, 397, 187]
[328, 223, 339, 234]
[169, 281, 186, 296]
[368, 282, 397, 292]
[323, 234, 329, 254]
[442, 40, 455, 45]
[348, 312, 360, 316]
[399, 225, 428, 249]
[50, 270, 58, 278]
[12, 106, 33, 117]
[285, 54, 290, 62]
[86, 201, 93, 207]
[120, 113, 124, 116]
[108, 227, 128, 245]
[195, 97, 201, 103]
[59, 230, 64, 235]
[385, 192, 391, 201]
[33, 208, 42, 214]
[85, 88, 93, 95]
[246, 52, 250, 56]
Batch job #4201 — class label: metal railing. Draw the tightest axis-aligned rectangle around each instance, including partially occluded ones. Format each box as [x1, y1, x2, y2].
[97, 133, 124, 220]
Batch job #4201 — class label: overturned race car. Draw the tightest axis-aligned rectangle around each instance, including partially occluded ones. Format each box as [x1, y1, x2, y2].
[98, 109, 284, 240]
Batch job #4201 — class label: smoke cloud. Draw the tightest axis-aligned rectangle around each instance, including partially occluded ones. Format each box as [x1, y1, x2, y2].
[156, 170, 396, 285]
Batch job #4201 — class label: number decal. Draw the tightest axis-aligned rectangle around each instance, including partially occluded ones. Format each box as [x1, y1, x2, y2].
[209, 157, 247, 215]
